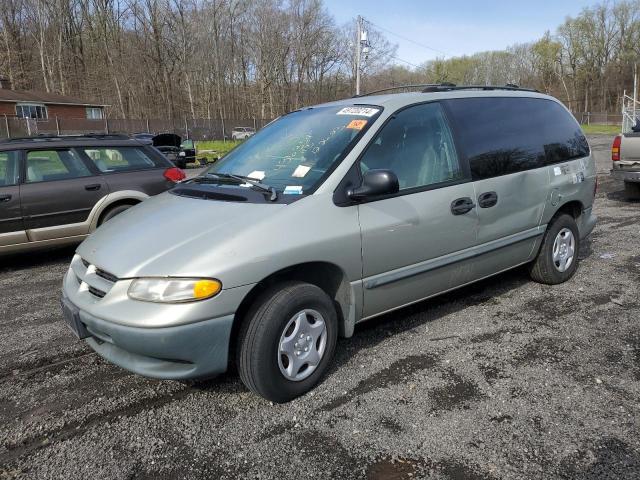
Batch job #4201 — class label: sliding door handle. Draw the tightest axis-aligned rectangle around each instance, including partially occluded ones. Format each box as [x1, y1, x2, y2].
[0, 194, 12, 202]
[478, 191, 498, 208]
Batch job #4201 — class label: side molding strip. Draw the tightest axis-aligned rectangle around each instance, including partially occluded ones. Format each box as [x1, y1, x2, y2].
[364, 225, 547, 289]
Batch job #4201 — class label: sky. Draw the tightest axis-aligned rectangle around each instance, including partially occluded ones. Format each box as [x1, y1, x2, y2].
[323, 0, 603, 66]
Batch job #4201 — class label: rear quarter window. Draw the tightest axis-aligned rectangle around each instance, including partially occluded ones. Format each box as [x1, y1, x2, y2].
[444, 97, 589, 180]
[82, 147, 157, 173]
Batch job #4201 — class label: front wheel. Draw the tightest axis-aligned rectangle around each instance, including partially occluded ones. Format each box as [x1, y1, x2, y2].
[528, 213, 580, 285]
[236, 281, 338, 403]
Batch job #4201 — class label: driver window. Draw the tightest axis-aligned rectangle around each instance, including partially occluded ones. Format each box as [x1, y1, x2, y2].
[360, 102, 463, 190]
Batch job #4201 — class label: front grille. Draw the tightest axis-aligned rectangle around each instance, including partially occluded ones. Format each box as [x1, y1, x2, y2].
[95, 268, 118, 283]
[70, 255, 119, 300]
[88, 286, 106, 298]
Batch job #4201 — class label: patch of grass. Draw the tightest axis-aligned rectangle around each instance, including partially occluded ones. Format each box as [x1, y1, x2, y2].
[581, 124, 620, 135]
[196, 140, 242, 160]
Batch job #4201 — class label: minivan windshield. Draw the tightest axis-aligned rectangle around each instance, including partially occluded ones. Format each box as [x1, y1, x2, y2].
[201, 105, 381, 195]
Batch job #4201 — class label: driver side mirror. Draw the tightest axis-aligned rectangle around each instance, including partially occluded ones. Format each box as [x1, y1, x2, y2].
[348, 169, 399, 201]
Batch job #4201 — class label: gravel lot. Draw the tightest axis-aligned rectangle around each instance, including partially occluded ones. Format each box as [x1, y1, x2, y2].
[1, 134, 639, 479]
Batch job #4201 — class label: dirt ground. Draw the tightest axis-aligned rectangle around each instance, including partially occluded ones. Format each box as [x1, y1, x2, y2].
[1, 134, 639, 480]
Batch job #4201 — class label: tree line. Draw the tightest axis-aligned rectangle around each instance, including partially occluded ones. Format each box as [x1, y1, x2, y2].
[0, 0, 638, 120]
[0, 0, 396, 119]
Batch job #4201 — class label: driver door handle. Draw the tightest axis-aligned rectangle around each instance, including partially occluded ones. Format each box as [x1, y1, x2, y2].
[0, 194, 11, 202]
[84, 184, 101, 191]
[451, 197, 475, 215]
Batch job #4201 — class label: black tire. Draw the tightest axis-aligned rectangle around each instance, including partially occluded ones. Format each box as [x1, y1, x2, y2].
[175, 159, 187, 169]
[236, 281, 338, 403]
[528, 213, 580, 285]
[99, 204, 133, 226]
[624, 181, 640, 199]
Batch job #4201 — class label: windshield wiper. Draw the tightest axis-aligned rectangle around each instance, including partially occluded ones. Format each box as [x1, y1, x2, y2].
[199, 172, 278, 201]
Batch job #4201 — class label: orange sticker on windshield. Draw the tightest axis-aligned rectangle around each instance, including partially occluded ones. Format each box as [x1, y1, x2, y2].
[346, 119, 367, 130]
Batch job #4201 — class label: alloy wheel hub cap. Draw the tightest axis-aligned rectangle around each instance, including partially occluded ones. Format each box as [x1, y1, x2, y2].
[552, 228, 575, 273]
[277, 309, 327, 382]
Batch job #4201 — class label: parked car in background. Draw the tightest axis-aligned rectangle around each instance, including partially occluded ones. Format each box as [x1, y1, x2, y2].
[132, 133, 195, 169]
[611, 132, 640, 197]
[61, 86, 596, 403]
[131, 133, 155, 143]
[231, 127, 255, 140]
[0, 134, 185, 255]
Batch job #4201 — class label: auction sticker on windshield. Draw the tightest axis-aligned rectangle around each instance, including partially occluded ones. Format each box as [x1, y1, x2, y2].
[336, 106, 380, 117]
[284, 186, 303, 195]
[346, 119, 368, 130]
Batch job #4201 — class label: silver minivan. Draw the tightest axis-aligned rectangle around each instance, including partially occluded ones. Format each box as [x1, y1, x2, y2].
[61, 86, 597, 402]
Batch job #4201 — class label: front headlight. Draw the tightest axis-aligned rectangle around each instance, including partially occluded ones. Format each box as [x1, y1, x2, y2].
[178, 151, 186, 156]
[128, 278, 222, 303]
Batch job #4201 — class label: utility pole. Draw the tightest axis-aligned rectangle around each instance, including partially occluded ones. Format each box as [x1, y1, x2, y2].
[634, 63, 637, 125]
[355, 15, 362, 96]
[354, 16, 371, 96]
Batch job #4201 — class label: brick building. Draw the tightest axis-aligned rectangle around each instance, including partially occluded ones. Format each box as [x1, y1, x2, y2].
[0, 78, 106, 120]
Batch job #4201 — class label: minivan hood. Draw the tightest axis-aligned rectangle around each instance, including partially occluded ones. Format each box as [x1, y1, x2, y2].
[77, 192, 285, 279]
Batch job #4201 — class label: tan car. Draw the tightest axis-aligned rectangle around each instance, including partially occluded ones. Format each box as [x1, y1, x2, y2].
[611, 132, 640, 197]
[0, 134, 185, 254]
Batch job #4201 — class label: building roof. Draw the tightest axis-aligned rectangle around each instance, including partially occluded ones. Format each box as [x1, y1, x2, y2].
[0, 89, 108, 107]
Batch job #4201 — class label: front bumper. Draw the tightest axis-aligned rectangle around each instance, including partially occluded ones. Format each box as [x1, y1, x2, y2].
[611, 168, 640, 183]
[62, 292, 234, 379]
[61, 255, 254, 379]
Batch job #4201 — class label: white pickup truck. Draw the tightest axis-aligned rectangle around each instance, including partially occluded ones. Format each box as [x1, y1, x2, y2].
[611, 131, 640, 197]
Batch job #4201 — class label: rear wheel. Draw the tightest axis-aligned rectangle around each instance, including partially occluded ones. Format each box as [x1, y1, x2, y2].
[98, 204, 134, 226]
[624, 181, 640, 199]
[236, 281, 338, 403]
[528, 213, 580, 285]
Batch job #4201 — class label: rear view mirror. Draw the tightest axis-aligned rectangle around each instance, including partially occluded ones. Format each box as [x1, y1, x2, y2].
[348, 169, 399, 200]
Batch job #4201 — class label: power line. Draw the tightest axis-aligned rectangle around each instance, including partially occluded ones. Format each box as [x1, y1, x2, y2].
[365, 19, 449, 57]
[388, 54, 422, 69]
[365, 38, 423, 69]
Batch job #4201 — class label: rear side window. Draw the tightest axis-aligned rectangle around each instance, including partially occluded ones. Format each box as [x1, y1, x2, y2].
[82, 147, 156, 173]
[444, 97, 589, 180]
[26, 149, 92, 183]
[0, 151, 20, 186]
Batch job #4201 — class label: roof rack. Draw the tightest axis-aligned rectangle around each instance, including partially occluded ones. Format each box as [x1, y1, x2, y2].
[0, 133, 131, 143]
[353, 84, 453, 97]
[355, 83, 538, 97]
[422, 83, 538, 93]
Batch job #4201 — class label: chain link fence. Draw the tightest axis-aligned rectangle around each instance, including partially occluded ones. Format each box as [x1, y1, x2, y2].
[0, 116, 273, 140]
[573, 112, 623, 126]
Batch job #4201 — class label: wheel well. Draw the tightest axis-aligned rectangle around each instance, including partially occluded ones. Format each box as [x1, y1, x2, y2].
[230, 262, 353, 358]
[97, 199, 140, 225]
[556, 200, 583, 220]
